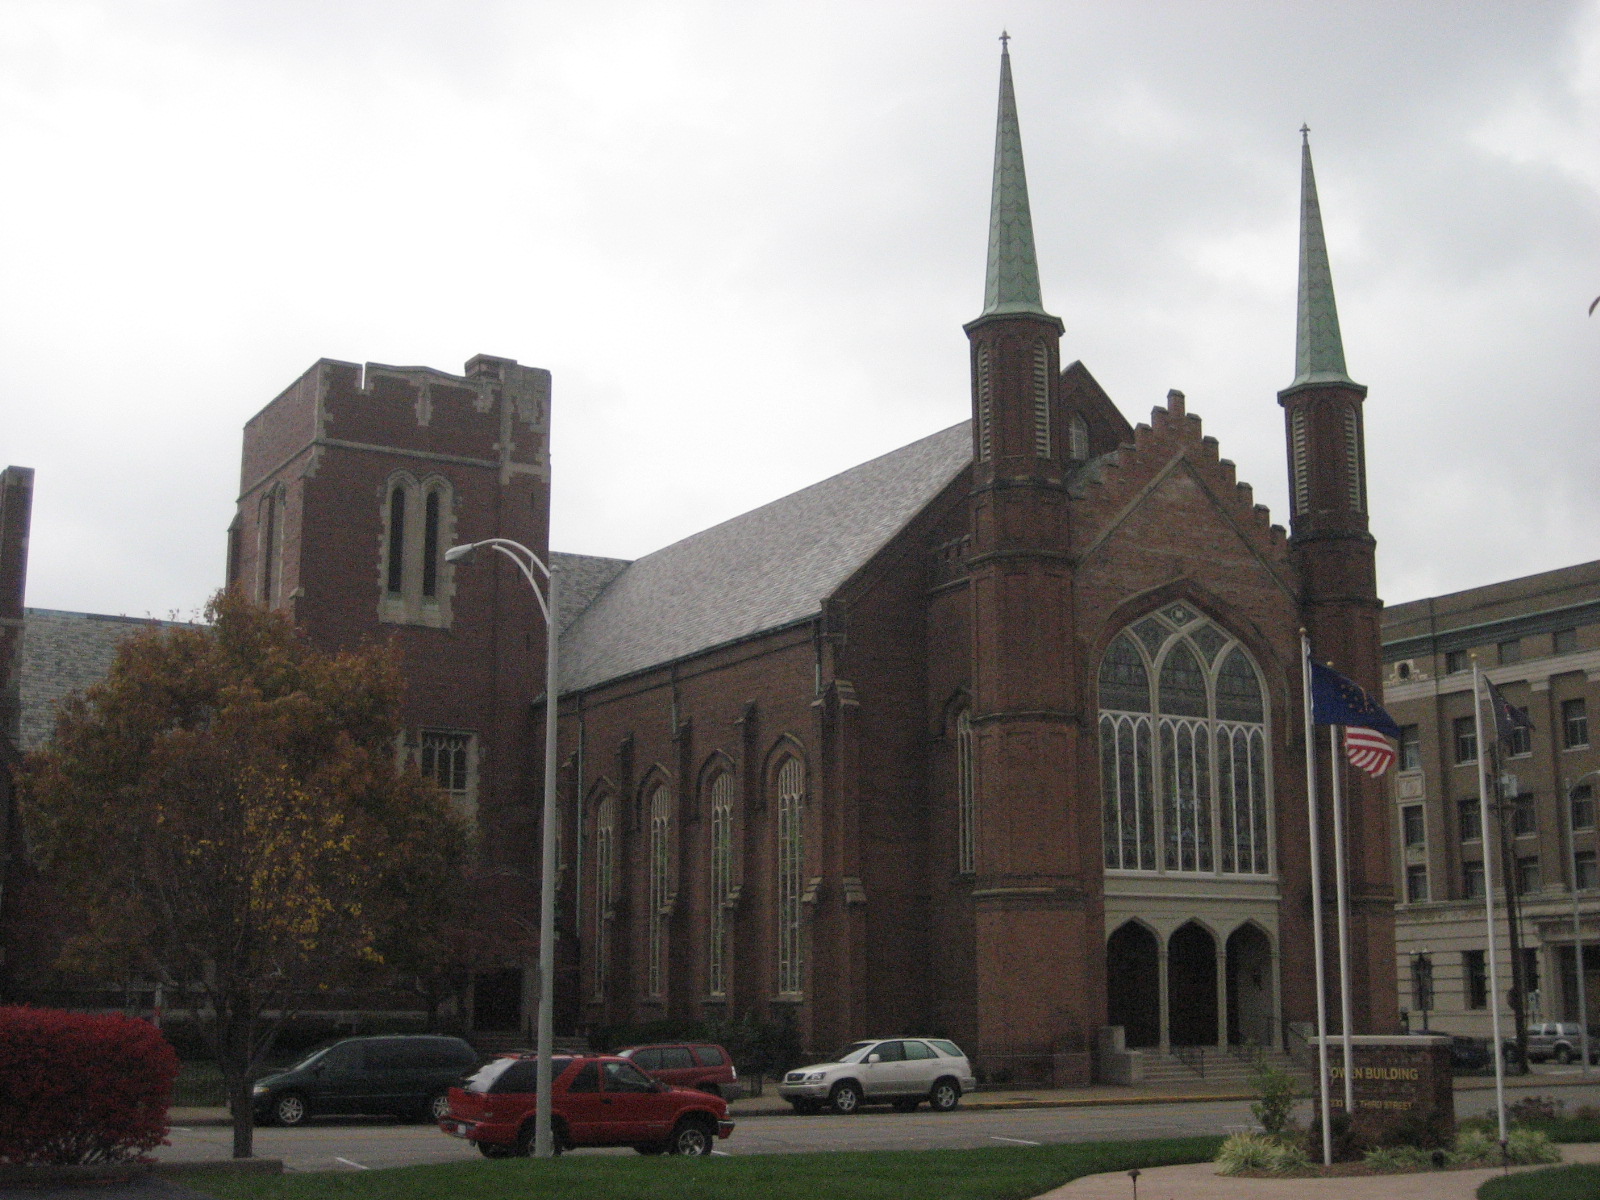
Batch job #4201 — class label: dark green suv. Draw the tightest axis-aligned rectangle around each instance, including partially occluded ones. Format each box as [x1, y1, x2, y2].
[252, 1035, 480, 1126]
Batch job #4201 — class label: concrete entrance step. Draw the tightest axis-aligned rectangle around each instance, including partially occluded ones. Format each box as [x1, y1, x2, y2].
[1140, 1049, 1307, 1086]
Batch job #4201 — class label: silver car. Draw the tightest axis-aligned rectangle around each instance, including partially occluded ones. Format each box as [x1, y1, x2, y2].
[1526, 1022, 1597, 1064]
[778, 1038, 978, 1114]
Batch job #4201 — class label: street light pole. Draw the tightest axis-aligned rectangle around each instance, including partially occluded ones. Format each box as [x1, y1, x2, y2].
[445, 536, 561, 1158]
[1565, 769, 1600, 1077]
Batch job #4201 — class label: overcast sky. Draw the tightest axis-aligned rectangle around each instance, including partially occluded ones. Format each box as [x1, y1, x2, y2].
[3, 0, 1596, 620]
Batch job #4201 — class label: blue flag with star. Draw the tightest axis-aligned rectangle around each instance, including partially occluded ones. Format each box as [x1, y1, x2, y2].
[1309, 660, 1402, 739]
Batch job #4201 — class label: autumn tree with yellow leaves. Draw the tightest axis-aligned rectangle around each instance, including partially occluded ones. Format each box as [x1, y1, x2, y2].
[20, 591, 469, 1158]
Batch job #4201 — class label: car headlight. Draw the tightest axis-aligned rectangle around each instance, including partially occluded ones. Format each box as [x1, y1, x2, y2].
[252, 1085, 268, 1094]
[807, 1072, 826, 1082]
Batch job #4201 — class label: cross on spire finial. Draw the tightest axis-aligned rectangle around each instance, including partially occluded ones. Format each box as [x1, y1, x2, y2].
[1300, 123, 1310, 143]
[1000, 29, 1010, 52]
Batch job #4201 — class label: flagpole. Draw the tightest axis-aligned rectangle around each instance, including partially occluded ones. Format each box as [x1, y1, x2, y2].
[1301, 631, 1333, 1166]
[1474, 660, 1509, 1144]
[1329, 723, 1355, 1118]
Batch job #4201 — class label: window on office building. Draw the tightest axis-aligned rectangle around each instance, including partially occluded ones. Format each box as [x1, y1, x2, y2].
[1402, 805, 1426, 848]
[1446, 649, 1470, 674]
[1509, 721, 1533, 757]
[1412, 953, 1434, 1012]
[1463, 859, 1485, 899]
[1399, 725, 1421, 772]
[1498, 639, 1522, 666]
[1573, 784, 1595, 831]
[1516, 855, 1541, 894]
[1512, 795, 1537, 837]
[1564, 699, 1589, 749]
[1405, 864, 1429, 903]
[1520, 947, 1540, 996]
[1454, 716, 1478, 764]
[1576, 850, 1598, 891]
[1464, 949, 1487, 1009]
[1459, 799, 1482, 842]
[1554, 628, 1579, 655]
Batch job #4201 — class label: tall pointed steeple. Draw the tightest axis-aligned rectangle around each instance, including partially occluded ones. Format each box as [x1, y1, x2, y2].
[1289, 128, 1358, 389]
[977, 37, 1056, 322]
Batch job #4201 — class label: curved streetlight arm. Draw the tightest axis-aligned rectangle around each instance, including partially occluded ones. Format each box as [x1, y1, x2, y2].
[444, 535, 562, 1158]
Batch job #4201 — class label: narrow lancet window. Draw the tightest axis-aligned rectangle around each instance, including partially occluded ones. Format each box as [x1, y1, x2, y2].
[648, 785, 672, 999]
[387, 486, 406, 595]
[422, 489, 440, 598]
[776, 758, 804, 996]
[956, 710, 976, 874]
[708, 773, 735, 997]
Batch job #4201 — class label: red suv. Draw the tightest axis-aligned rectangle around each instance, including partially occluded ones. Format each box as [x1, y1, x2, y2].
[616, 1042, 738, 1097]
[439, 1054, 734, 1157]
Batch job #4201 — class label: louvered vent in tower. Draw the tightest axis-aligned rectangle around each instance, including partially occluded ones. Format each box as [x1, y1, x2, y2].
[1290, 408, 1309, 516]
[1344, 405, 1365, 512]
[977, 345, 993, 461]
[1032, 341, 1051, 457]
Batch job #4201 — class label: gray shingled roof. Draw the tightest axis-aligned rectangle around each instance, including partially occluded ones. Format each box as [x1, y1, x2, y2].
[557, 422, 972, 692]
[551, 553, 631, 634]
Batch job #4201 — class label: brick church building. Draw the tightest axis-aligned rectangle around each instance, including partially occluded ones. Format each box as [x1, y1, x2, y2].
[225, 48, 1397, 1080]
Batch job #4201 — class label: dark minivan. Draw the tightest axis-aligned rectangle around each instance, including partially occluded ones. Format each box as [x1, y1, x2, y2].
[252, 1035, 480, 1126]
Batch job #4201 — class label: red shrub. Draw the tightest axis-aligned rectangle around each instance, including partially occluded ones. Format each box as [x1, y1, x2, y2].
[0, 1006, 179, 1165]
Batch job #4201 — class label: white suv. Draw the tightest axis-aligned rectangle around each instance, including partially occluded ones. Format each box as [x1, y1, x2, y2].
[778, 1038, 977, 1114]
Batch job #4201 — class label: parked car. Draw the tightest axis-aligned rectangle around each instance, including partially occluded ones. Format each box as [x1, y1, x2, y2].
[439, 1053, 735, 1156]
[1526, 1022, 1599, 1064]
[1441, 1034, 1523, 1073]
[615, 1042, 739, 1097]
[778, 1037, 977, 1114]
[252, 1034, 480, 1126]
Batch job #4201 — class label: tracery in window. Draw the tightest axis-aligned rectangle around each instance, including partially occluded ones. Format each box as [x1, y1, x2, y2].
[707, 772, 735, 997]
[593, 797, 616, 1001]
[1098, 612, 1272, 876]
[776, 757, 805, 996]
[648, 784, 672, 998]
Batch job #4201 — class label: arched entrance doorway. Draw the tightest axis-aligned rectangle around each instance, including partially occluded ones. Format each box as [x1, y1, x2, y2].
[1167, 921, 1218, 1047]
[1226, 923, 1274, 1047]
[1106, 922, 1160, 1048]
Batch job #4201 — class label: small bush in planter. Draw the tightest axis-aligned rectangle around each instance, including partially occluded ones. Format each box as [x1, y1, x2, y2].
[0, 1006, 179, 1165]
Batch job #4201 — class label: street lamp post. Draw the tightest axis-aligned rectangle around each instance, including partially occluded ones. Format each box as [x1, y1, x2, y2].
[445, 537, 561, 1158]
[1565, 769, 1600, 1077]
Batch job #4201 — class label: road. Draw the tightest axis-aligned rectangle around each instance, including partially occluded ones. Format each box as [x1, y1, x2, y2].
[159, 1069, 1600, 1174]
[160, 1099, 1260, 1172]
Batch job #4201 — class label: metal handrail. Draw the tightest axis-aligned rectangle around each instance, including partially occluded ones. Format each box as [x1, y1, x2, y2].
[1172, 1045, 1206, 1078]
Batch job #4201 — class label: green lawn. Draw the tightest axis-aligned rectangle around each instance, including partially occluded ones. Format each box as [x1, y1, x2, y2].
[183, 1135, 1223, 1200]
[1478, 1163, 1600, 1199]
[1523, 1118, 1600, 1144]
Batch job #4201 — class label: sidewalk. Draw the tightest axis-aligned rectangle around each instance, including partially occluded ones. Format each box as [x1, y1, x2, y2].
[165, 1067, 1596, 1128]
[1034, 1141, 1600, 1200]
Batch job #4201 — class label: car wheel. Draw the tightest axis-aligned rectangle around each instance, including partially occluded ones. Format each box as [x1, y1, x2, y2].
[515, 1119, 565, 1156]
[668, 1116, 715, 1156]
[477, 1142, 515, 1159]
[271, 1092, 308, 1127]
[634, 1144, 665, 1155]
[893, 1099, 919, 1113]
[829, 1081, 862, 1115]
[1558, 1047, 1575, 1065]
[928, 1078, 961, 1113]
[426, 1091, 452, 1122]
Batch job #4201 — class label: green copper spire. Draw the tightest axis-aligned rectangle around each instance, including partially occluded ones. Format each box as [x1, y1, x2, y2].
[978, 38, 1056, 321]
[1290, 128, 1358, 388]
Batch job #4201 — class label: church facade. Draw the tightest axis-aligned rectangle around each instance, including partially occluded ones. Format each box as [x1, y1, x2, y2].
[225, 49, 1398, 1080]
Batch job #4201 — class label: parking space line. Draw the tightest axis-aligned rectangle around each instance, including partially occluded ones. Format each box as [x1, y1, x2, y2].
[989, 1136, 1040, 1145]
[335, 1157, 369, 1170]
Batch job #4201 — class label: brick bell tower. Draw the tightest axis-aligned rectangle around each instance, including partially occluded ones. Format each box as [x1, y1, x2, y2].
[1278, 130, 1398, 1033]
[963, 42, 1096, 1078]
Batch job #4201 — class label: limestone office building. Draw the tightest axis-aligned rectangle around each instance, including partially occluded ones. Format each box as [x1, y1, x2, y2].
[49, 49, 1401, 1081]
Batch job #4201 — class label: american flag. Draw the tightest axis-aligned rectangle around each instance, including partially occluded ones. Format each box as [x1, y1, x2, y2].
[1344, 726, 1396, 777]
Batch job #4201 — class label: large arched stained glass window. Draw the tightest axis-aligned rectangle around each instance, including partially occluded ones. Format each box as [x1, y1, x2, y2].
[647, 785, 672, 998]
[593, 797, 616, 1001]
[1098, 605, 1272, 876]
[776, 758, 805, 996]
[707, 773, 735, 998]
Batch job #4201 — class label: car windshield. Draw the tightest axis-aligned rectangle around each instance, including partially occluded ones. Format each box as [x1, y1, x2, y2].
[286, 1044, 337, 1071]
[827, 1042, 877, 1064]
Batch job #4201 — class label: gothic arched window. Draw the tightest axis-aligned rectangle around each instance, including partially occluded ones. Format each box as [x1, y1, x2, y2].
[1069, 413, 1089, 462]
[1098, 606, 1272, 876]
[775, 757, 805, 997]
[380, 473, 454, 627]
[647, 784, 672, 998]
[956, 710, 976, 874]
[593, 797, 616, 1001]
[707, 771, 736, 998]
